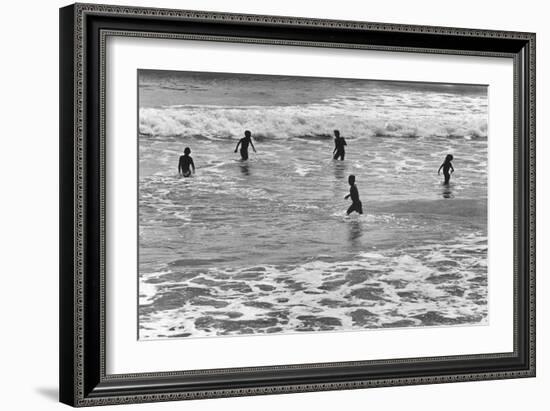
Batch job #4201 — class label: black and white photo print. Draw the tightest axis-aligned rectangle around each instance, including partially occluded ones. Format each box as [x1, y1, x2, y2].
[138, 70, 488, 339]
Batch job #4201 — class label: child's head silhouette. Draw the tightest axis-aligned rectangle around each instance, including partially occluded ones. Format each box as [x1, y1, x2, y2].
[184, 147, 191, 155]
[445, 154, 453, 162]
[348, 175, 356, 185]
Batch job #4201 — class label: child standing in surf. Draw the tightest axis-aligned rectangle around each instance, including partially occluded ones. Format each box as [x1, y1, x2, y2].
[438, 154, 455, 184]
[345, 175, 363, 215]
[178, 147, 195, 177]
[234, 130, 257, 160]
[332, 129, 347, 160]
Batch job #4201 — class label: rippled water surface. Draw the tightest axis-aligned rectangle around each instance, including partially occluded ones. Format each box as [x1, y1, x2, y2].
[138, 70, 488, 339]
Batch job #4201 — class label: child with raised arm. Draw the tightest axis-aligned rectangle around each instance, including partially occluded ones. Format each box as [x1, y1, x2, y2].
[345, 175, 363, 215]
[438, 154, 455, 184]
[178, 147, 195, 177]
[234, 130, 256, 160]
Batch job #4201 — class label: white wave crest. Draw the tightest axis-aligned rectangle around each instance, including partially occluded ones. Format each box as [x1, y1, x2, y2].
[139, 103, 488, 140]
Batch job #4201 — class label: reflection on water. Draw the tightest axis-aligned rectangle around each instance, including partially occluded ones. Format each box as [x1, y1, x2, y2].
[348, 219, 363, 248]
[239, 161, 250, 176]
[333, 160, 346, 180]
[442, 182, 454, 199]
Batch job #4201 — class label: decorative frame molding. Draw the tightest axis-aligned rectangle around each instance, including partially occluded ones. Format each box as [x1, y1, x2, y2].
[60, 3, 535, 407]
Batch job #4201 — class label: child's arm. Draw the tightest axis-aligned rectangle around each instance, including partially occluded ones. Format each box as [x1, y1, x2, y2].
[450, 164, 455, 173]
[191, 158, 195, 173]
[437, 164, 443, 175]
[343, 138, 347, 146]
[234, 140, 241, 153]
[178, 157, 182, 175]
[250, 140, 257, 153]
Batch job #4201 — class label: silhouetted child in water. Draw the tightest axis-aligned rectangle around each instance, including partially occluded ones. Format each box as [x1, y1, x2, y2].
[234, 130, 256, 160]
[332, 129, 347, 160]
[345, 175, 363, 215]
[438, 154, 455, 184]
[178, 147, 195, 177]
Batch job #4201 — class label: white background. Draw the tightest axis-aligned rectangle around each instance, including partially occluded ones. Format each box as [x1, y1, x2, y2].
[0, 0, 546, 410]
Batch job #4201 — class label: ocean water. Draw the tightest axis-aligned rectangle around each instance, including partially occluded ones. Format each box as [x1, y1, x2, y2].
[138, 70, 488, 339]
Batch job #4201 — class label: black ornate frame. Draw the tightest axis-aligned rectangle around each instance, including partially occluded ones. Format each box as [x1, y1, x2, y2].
[59, 3, 536, 407]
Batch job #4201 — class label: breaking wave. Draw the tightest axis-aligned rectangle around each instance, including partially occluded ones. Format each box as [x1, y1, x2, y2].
[139, 103, 488, 141]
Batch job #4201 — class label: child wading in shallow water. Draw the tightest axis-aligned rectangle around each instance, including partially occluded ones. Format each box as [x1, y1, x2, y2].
[332, 129, 347, 160]
[234, 130, 257, 160]
[438, 154, 455, 184]
[345, 175, 363, 215]
[178, 147, 195, 177]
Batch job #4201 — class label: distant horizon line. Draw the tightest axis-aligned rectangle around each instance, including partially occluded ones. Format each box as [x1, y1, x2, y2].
[138, 68, 489, 90]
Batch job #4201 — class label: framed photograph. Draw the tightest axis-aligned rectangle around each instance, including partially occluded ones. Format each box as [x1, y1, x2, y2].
[59, 3, 535, 407]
